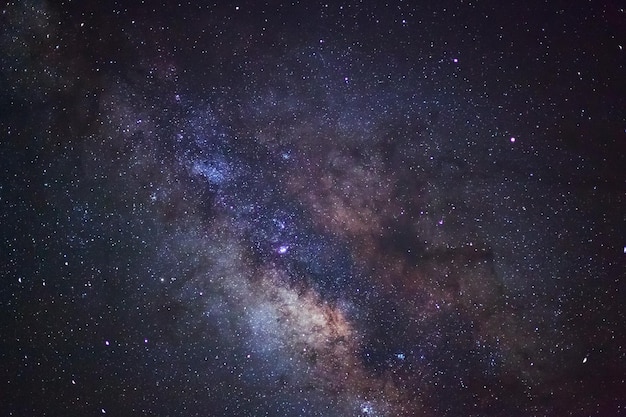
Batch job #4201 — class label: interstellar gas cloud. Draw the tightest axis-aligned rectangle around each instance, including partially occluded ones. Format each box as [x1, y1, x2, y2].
[1, 1, 624, 416]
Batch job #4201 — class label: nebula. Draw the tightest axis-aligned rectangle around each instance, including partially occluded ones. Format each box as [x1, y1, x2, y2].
[1, 1, 624, 416]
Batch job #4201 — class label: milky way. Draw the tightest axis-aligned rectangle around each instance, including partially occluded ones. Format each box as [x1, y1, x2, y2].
[1, 1, 625, 416]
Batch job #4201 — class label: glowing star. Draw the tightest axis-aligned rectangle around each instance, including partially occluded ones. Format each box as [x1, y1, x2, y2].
[360, 402, 374, 414]
[277, 245, 289, 254]
[510, 137, 516, 143]
[273, 219, 286, 230]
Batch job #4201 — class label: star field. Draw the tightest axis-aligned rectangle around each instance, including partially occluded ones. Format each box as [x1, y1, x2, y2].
[1, 1, 625, 416]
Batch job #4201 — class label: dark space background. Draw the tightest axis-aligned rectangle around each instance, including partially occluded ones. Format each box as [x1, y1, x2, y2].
[1, 1, 625, 416]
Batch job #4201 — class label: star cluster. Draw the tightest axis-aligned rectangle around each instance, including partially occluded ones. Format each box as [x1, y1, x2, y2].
[1, 1, 625, 416]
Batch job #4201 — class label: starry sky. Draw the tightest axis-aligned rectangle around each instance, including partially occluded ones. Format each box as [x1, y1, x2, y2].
[1, 1, 625, 416]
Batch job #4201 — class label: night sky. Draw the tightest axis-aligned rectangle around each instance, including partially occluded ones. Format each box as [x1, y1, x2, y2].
[1, 1, 625, 416]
